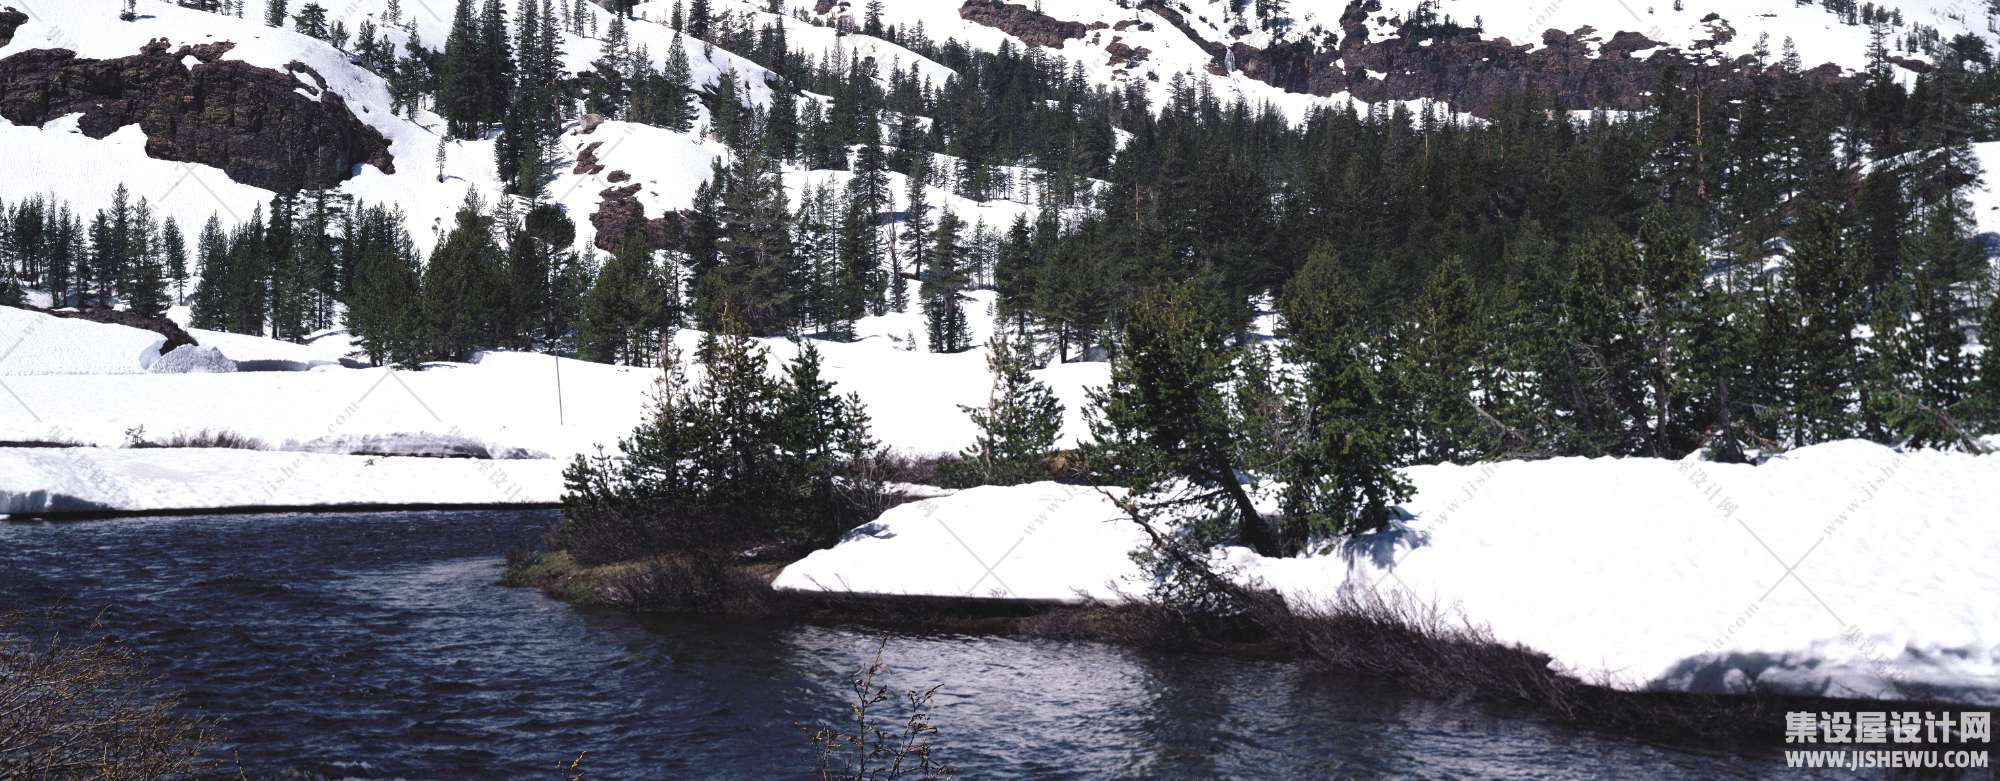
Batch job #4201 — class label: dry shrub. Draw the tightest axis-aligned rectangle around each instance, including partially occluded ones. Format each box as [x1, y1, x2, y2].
[126, 428, 267, 450]
[601, 552, 779, 616]
[1251, 589, 1795, 745]
[801, 642, 956, 781]
[0, 613, 217, 779]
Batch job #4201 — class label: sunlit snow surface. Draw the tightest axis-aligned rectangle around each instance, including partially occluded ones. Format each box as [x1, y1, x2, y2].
[777, 445, 2000, 706]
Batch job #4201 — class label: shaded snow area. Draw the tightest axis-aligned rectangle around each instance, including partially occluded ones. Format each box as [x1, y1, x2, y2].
[0, 447, 560, 515]
[777, 443, 2000, 705]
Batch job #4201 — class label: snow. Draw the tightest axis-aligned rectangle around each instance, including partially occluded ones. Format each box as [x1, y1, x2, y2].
[778, 442, 2000, 704]
[0, 305, 165, 375]
[772, 482, 1151, 601]
[149, 345, 237, 373]
[0, 446, 561, 516]
[1973, 141, 2000, 238]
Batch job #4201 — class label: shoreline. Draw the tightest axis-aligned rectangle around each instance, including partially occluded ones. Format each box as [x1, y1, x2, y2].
[1, 501, 563, 523]
[500, 549, 1994, 758]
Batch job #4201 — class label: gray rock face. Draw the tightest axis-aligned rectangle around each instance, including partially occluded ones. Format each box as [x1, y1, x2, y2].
[0, 7, 26, 48]
[0, 40, 395, 191]
[150, 345, 237, 373]
[957, 0, 1097, 49]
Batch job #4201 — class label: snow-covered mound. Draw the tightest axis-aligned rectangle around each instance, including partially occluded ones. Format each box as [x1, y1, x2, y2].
[0, 306, 166, 375]
[773, 482, 1150, 601]
[777, 441, 2000, 704]
[0, 446, 561, 516]
[149, 344, 236, 374]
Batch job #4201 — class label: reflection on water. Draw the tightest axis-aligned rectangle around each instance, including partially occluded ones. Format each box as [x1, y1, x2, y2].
[0, 510, 1774, 779]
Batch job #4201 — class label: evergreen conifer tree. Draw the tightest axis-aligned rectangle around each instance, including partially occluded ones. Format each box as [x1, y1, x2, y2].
[958, 331, 1064, 485]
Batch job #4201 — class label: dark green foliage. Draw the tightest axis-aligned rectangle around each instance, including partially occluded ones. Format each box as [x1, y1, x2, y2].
[557, 319, 877, 564]
[694, 144, 797, 335]
[345, 204, 425, 366]
[421, 194, 509, 359]
[921, 209, 969, 353]
[579, 226, 679, 365]
[954, 332, 1065, 485]
[1399, 255, 1490, 463]
[1276, 247, 1411, 542]
[1086, 282, 1278, 556]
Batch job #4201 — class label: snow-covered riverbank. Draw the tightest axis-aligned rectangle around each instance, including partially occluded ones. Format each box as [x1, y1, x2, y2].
[0, 446, 563, 516]
[776, 442, 2000, 705]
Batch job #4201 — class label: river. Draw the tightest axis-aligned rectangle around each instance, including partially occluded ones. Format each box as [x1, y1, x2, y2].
[0, 509, 1778, 778]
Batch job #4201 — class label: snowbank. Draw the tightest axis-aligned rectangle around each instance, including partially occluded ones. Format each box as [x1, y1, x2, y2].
[773, 483, 1148, 601]
[0, 305, 165, 375]
[775, 442, 2000, 704]
[0, 446, 561, 516]
[0, 294, 1107, 458]
[150, 345, 236, 373]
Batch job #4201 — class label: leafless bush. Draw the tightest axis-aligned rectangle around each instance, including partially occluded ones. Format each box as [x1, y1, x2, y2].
[553, 751, 588, 780]
[801, 643, 956, 781]
[1252, 590, 1795, 743]
[124, 426, 267, 450]
[0, 613, 217, 779]
[602, 552, 778, 616]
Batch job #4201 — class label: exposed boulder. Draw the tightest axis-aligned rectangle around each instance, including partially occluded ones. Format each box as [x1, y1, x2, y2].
[589, 184, 690, 254]
[0, 7, 26, 48]
[574, 141, 607, 175]
[0, 40, 395, 191]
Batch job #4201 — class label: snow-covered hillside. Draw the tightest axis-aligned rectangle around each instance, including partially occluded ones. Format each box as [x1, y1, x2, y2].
[3, 0, 1993, 261]
[777, 442, 2000, 705]
[0, 292, 1106, 516]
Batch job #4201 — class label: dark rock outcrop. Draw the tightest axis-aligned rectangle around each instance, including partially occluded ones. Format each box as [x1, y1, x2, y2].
[1107, 41, 1151, 68]
[958, 0, 1090, 48]
[591, 184, 675, 253]
[0, 7, 27, 48]
[1161, 1, 1849, 117]
[0, 40, 394, 191]
[574, 141, 606, 175]
[4, 302, 198, 353]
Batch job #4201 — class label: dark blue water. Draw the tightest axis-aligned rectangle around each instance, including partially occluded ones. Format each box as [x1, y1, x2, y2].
[0, 510, 1779, 779]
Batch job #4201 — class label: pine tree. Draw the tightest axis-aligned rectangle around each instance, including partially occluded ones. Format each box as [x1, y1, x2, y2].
[958, 331, 1064, 485]
[697, 144, 797, 335]
[189, 216, 231, 329]
[345, 205, 425, 366]
[1633, 205, 1705, 455]
[1400, 255, 1489, 463]
[1975, 287, 2000, 430]
[1781, 205, 1863, 446]
[1278, 246, 1410, 543]
[292, 2, 329, 39]
[422, 193, 508, 359]
[580, 225, 679, 365]
[160, 217, 188, 304]
[922, 208, 969, 353]
[687, 0, 711, 40]
[770, 342, 877, 539]
[264, 0, 287, 27]
[900, 166, 932, 282]
[125, 254, 167, 318]
[438, 0, 485, 138]
[1087, 281, 1278, 556]
[658, 33, 699, 132]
